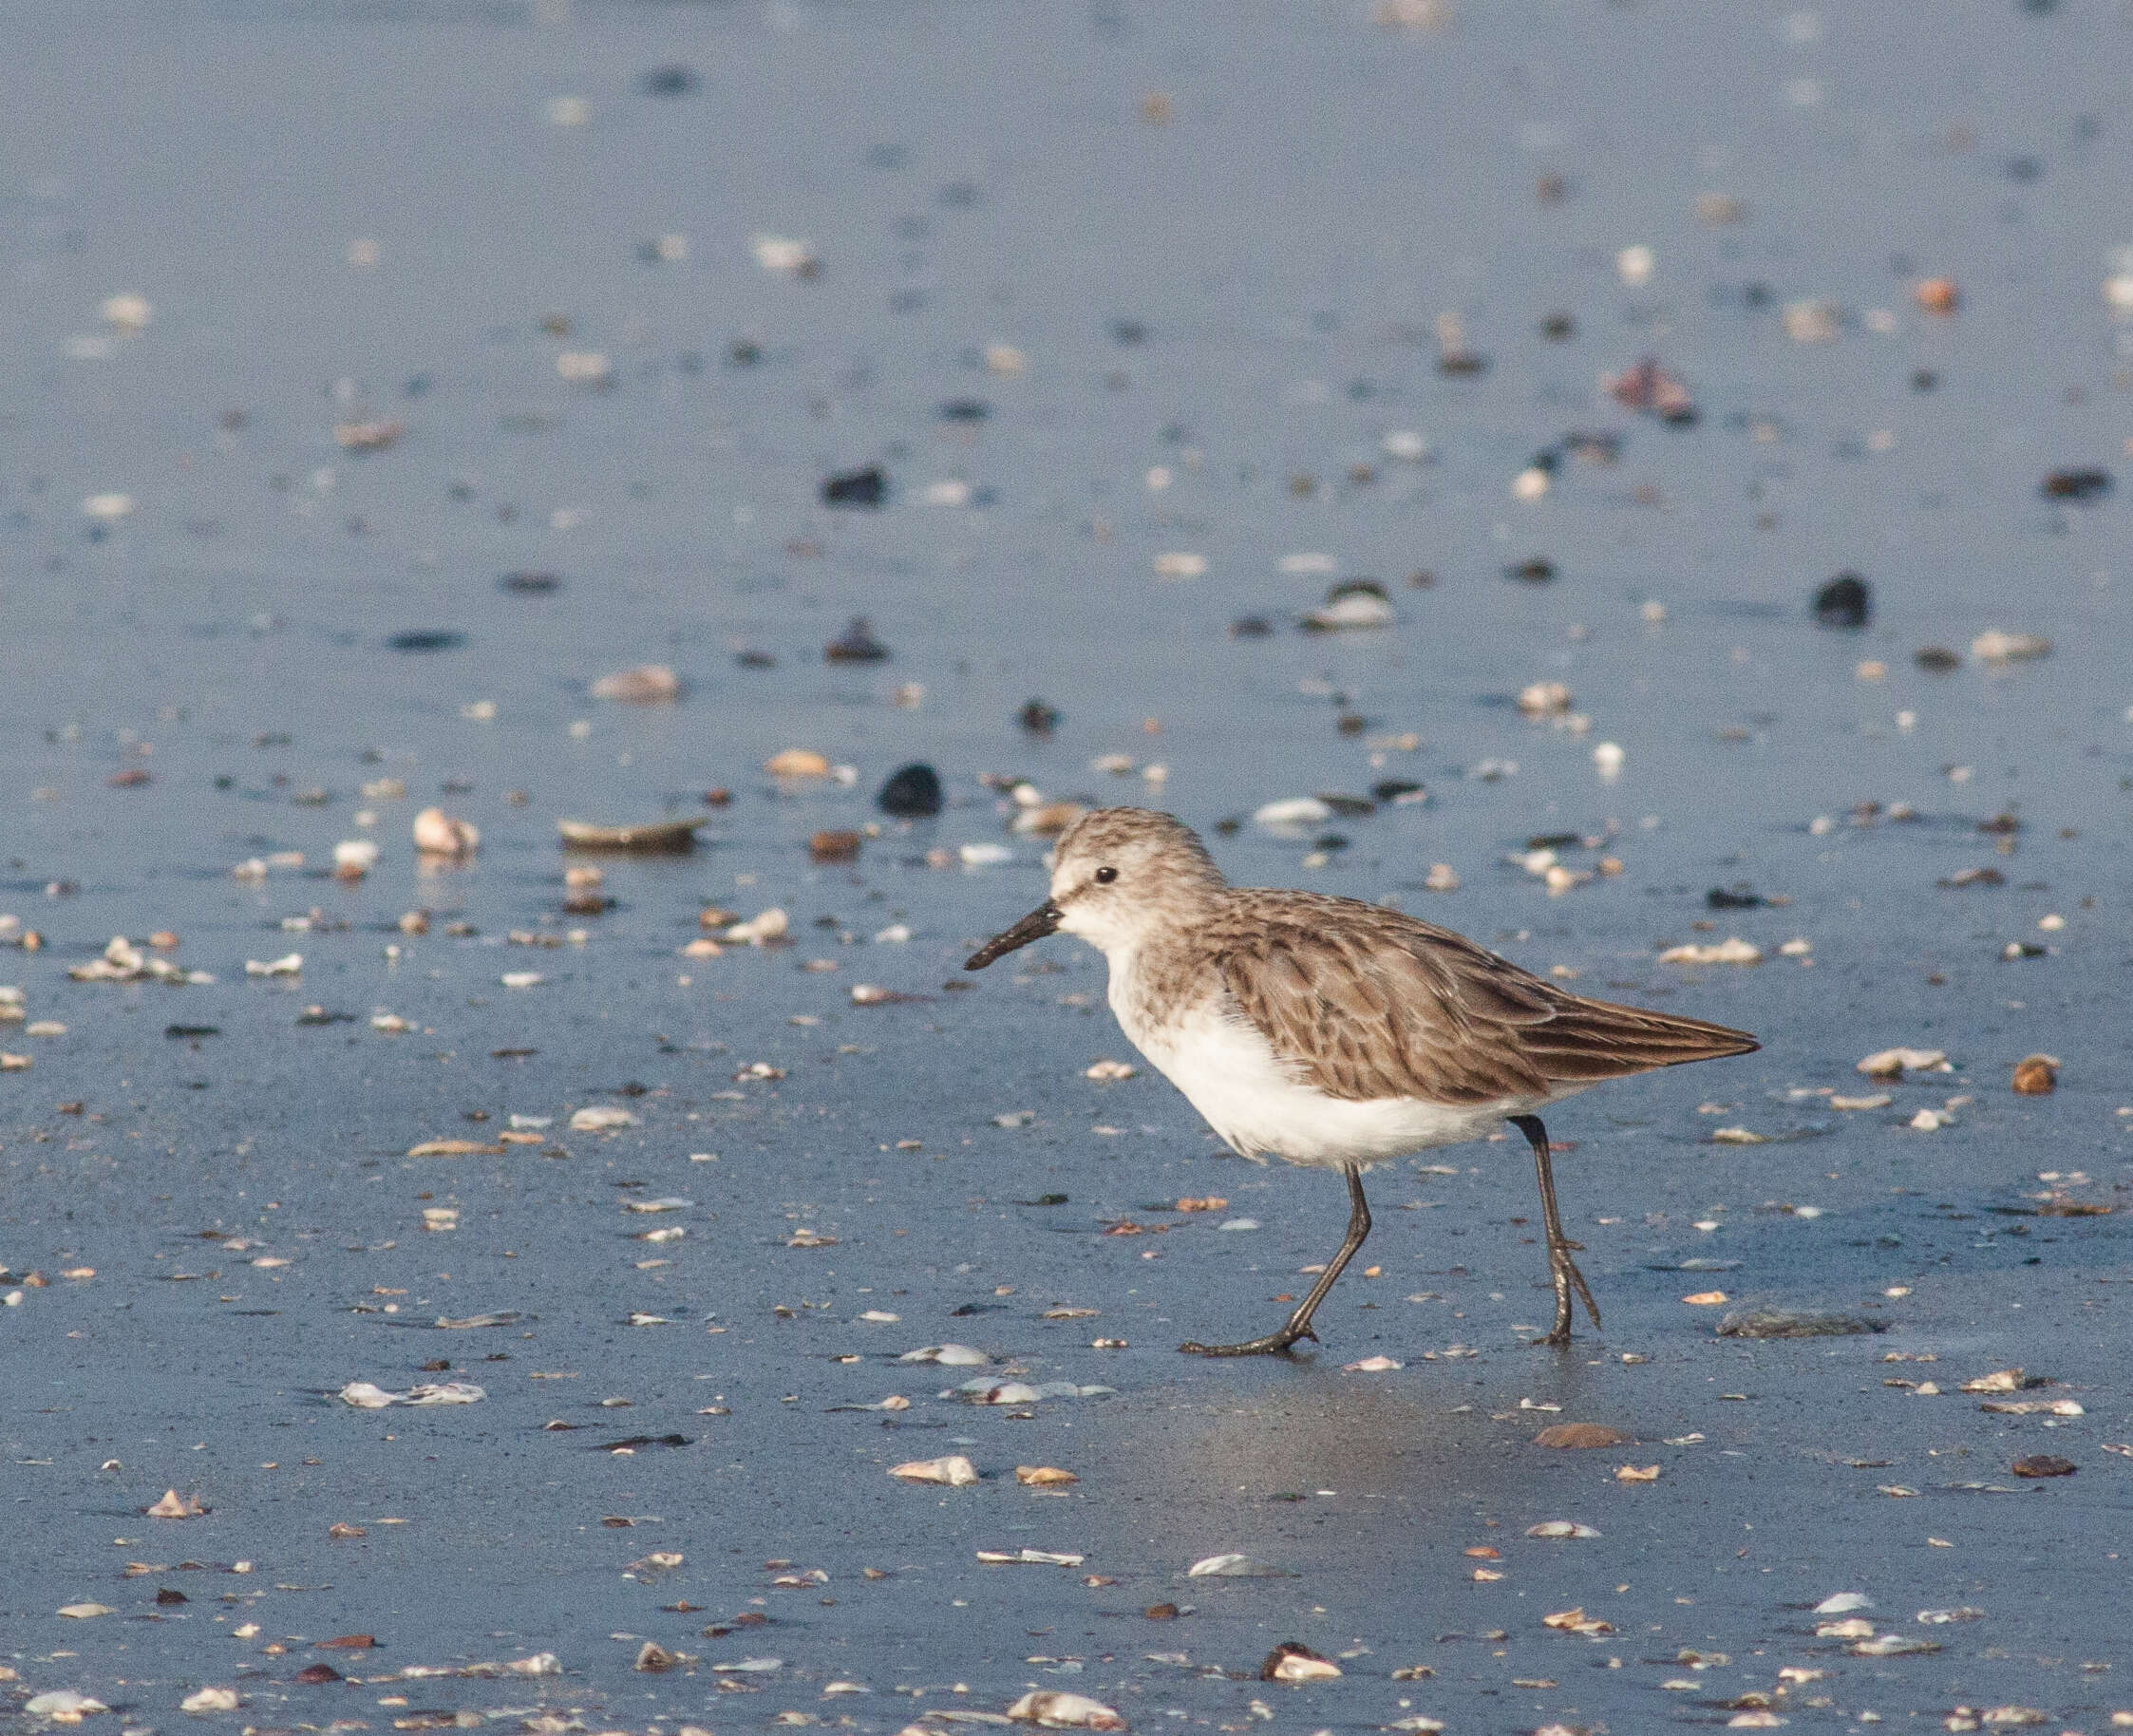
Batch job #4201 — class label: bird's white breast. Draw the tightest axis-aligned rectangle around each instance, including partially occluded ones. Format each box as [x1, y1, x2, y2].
[1106, 959, 1523, 1169]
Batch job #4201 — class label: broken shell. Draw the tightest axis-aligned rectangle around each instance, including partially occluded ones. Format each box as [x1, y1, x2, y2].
[1300, 580, 1394, 632]
[1970, 630, 2051, 664]
[331, 840, 379, 877]
[765, 748, 832, 778]
[1658, 938, 1761, 965]
[1015, 1465, 1078, 1486]
[1533, 1423, 1625, 1448]
[558, 817, 702, 851]
[590, 664, 680, 703]
[146, 1489, 205, 1519]
[412, 807, 479, 857]
[898, 1344, 990, 1366]
[1525, 1520, 1601, 1538]
[890, 1455, 979, 1486]
[181, 1689, 239, 1714]
[1857, 1047, 1949, 1079]
[1005, 1691, 1126, 1730]
[725, 908, 789, 945]
[1186, 1552, 1288, 1576]
[26, 1692, 109, 1722]
[2011, 1054, 2058, 1095]
[1516, 680, 1573, 717]
[1260, 1642, 1341, 1683]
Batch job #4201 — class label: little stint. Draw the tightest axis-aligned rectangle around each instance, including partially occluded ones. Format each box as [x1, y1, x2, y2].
[967, 807, 1758, 1354]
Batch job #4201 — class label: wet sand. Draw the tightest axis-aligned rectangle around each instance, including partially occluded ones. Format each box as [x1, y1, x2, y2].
[5, 2, 2132, 1729]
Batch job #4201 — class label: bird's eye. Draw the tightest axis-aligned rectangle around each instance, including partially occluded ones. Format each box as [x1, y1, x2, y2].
[1093, 865, 1118, 884]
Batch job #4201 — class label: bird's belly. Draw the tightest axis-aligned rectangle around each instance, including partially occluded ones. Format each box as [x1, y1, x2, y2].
[1127, 1002, 1519, 1169]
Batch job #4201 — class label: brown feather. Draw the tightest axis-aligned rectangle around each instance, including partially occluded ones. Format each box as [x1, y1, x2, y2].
[1201, 891, 1756, 1104]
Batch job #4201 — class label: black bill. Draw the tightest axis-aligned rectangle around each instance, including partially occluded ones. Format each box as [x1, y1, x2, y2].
[965, 900, 1063, 970]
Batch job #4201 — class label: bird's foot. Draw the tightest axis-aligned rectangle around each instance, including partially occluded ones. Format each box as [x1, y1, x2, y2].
[1179, 1323, 1319, 1358]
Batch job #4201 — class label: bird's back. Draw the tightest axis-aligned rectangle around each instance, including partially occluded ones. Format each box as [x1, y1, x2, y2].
[1142, 886, 1756, 1108]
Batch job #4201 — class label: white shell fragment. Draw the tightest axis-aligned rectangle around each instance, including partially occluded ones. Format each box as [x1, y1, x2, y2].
[181, 1689, 239, 1714]
[1253, 796, 1333, 831]
[975, 1548, 1085, 1566]
[1269, 1651, 1341, 1683]
[1814, 1592, 1873, 1613]
[1970, 630, 2051, 663]
[899, 1343, 991, 1366]
[890, 1455, 979, 1486]
[1525, 1520, 1602, 1538]
[1858, 1047, 1950, 1079]
[591, 663, 681, 703]
[26, 1691, 110, 1722]
[412, 807, 480, 857]
[1187, 1553, 1289, 1577]
[725, 908, 790, 944]
[245, 953, 304, 976]
[570, 1105, 636, 1132]
[338, 1380, 484, 1407]
[1517, 680, 1573, 717]
[752, 234, 819, 274]
[1658, 937, 1761, 966]
[1006, 1691, 1128, 1730]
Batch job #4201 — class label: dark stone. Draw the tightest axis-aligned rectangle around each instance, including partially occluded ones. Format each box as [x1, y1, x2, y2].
[294, 1665, 343, 1685]
[164, 1024, 220, 1039]
[1538, 311, 1576, 340]
[500, 570, 561, 594]
[156, 1587, 188, 1603]
[1812, 572, 1871, 628]
[1505, 557, 1555, 583]
[1229, 615, 1274, 638]
[2042, 467, 2111, 501]
[639, 65, 699, 97]
[2010, 1454, 2077, 1478]
[821, 464, 887, 507]
[1370, 780, 1425, 802]
[1915, 645, 1962, 672]
[824, 616, 891, 663]
[1017, 698, 1060, 734]
[387, 631, 464, 652]
[1715, 1310, 1887, 1339]
[877, 763, 943, 818]
[1109, 318, 1147, 346]
[937, 398, 991, 422]
[1706, 887, 1765, 909]
[734, 650, 777, 669]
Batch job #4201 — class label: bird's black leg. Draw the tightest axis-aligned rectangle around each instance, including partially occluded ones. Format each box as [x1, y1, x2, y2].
[1509, 1113, 1601, 1344]
[1181, 1165, 1371, 1356]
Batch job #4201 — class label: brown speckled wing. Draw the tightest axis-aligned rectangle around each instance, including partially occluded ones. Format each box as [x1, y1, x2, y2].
[1212, 893, 1757, 1105]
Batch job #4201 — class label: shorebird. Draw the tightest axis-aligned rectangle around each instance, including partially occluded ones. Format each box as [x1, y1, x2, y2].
[966, 807, 1758, 1355]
